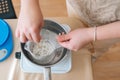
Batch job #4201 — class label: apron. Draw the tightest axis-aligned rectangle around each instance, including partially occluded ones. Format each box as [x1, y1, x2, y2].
[67, 0, 120, 27]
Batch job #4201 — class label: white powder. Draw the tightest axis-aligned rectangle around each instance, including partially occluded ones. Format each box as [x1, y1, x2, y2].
[25, 29, 60, 59]
[31, 39, 54, 58]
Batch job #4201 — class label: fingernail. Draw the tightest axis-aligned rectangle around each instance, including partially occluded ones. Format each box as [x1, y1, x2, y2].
[59, 33, 61, 35]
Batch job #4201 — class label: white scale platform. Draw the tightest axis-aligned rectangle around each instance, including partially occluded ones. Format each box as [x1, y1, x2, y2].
[20, 24, 72, 73]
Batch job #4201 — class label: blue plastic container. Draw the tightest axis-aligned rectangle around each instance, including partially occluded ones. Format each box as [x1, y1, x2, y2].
[0, 19, 13, 62]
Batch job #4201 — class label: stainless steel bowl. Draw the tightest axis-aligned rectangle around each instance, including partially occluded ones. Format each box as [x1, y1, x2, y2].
[20, 19, 69, 80]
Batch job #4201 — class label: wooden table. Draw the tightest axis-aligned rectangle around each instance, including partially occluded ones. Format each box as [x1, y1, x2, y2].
[0, 17, 93, 80]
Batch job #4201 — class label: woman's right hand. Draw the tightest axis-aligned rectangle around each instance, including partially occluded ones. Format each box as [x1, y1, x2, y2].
[15, 0, 44, 43]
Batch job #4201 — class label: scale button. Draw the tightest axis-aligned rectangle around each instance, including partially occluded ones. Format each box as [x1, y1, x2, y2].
[0, 49, 7, 60]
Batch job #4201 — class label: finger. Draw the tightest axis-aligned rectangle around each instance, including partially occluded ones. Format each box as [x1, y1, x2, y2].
[31, 32, 41, 43]
[56, 34, 71, 42]
[58, 32, 65, 35]
[20, 32, 27, 43]
[62, 32, 65, 35]
[15, 28, 20, 38]
[25, 32, 33, 41]
[60, 42, 77, 51]
[58, 41, 73, 50]
[58, 39, 78, 51]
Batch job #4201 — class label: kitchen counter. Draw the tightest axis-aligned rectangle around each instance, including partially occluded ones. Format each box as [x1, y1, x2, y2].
[0, 17, 93, 80]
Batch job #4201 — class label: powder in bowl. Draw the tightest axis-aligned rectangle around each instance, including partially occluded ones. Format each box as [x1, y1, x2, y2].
[25, 39, 55, 59]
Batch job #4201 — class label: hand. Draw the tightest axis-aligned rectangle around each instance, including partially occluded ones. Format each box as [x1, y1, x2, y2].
[56, 28, 94, 51]
[15, 0, 43, 43]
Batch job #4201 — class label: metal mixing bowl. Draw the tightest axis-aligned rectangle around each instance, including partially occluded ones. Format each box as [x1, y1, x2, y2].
[20, 19, 69, 80]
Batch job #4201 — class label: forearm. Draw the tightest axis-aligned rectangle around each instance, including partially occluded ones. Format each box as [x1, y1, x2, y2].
[97, 21, 120, 40]
[20, 0, 41, 13]
[19, 0, 43, 22]
[21, 0, 40, 7]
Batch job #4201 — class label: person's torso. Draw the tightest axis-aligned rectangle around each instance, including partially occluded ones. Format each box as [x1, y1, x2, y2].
[67, 0, 120, 27]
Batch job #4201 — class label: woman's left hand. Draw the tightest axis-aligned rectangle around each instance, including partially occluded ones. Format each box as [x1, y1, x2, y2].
[56, 28, 94, 51]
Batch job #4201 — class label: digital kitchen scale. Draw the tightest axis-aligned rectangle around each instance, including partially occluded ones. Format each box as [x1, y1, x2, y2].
[19, 24, 72, 73]
[0, 19, 13, 62]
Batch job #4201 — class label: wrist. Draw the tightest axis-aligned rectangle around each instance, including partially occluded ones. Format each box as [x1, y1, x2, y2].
[21, 0, 40, 9]
[20, 0, 41, 14]
[87, 27, 96, 42]
[21, 0, 39, 3]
